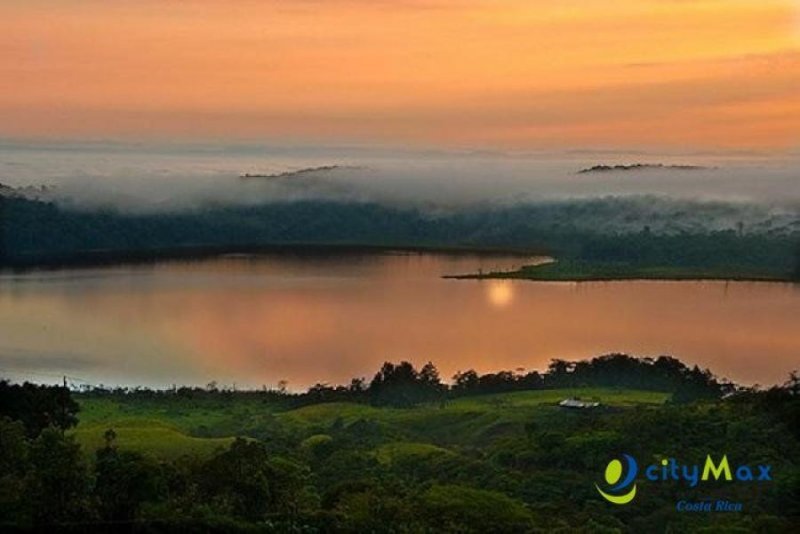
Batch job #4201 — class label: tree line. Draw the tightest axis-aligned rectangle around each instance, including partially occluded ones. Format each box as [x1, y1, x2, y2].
[3, 195, 799, 278]
[56, 354, 733, 411]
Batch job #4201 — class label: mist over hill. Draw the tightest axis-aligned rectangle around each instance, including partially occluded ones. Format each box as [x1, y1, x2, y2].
[2, 142, 799, 274]
[3, 141, 800, 213]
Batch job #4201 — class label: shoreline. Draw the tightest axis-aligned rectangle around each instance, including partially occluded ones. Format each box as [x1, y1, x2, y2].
[2, 246, 795, 284]
[444, 261, 797, 284]
[0, 243, 546, 273]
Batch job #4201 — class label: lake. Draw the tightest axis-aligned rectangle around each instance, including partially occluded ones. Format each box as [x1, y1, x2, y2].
[1, 252, 798, 389]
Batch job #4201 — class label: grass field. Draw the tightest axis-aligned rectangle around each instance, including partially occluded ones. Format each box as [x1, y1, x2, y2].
[73, 388, 668, 459]
[73, 419, 235, 459]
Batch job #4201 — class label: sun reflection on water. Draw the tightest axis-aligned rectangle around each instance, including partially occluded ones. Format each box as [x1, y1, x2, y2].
[486, 280, 514, 308]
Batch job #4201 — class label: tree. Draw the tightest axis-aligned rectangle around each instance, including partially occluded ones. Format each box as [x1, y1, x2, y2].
[369, 362, 419, 407]
[546, 359, 574, 386]
[418, 484, 535, 532]
[197, 438, 272, 520]
[264, 456, 318, 519]
[0, 417, 27, 477]
[368, 361, 445, 407]
[0, 417, 29, 523]
[94, 429, 163, 521]
[26, 427, 91, 525]
[349, 377, 366, 394]
[452, 369, 479, 393]
[418, 362, 446, 403]
[0, 381, 79, 437]
[335, 488, 420, 532]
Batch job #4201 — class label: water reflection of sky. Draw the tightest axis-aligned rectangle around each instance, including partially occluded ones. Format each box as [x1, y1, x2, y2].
[1, 254, 798, 389]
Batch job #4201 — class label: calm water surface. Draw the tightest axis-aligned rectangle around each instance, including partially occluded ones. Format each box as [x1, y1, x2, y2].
[0, 253, 798, 388]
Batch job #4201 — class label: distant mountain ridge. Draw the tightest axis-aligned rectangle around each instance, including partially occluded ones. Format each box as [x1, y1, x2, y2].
[239, 165, 363, 180]
[578, 163, 711, 174]
[0, 182, 52, 200]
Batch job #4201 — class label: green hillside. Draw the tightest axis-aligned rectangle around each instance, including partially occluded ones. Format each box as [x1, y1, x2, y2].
[3, 357, 798, 532]
[73, 388, 668, 459]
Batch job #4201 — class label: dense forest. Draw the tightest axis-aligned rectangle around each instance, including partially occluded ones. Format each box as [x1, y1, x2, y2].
[1, 194, 799, 279]
[1, 355, 798, 532]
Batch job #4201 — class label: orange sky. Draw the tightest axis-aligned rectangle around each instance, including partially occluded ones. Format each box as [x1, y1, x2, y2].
[1, 0, 798, 150]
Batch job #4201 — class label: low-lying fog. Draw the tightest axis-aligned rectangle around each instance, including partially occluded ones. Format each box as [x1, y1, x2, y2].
[2, 140, 799, 214]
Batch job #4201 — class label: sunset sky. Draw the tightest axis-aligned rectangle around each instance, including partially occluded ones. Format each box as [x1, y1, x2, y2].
[1, 0, 798, 150]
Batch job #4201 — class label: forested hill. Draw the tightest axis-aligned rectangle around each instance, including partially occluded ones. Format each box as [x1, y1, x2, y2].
[1, 354, 799, 531]
[1, 194, 799, 277]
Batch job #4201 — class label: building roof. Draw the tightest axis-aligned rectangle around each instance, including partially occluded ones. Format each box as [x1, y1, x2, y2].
[558, 398, 600, 409]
